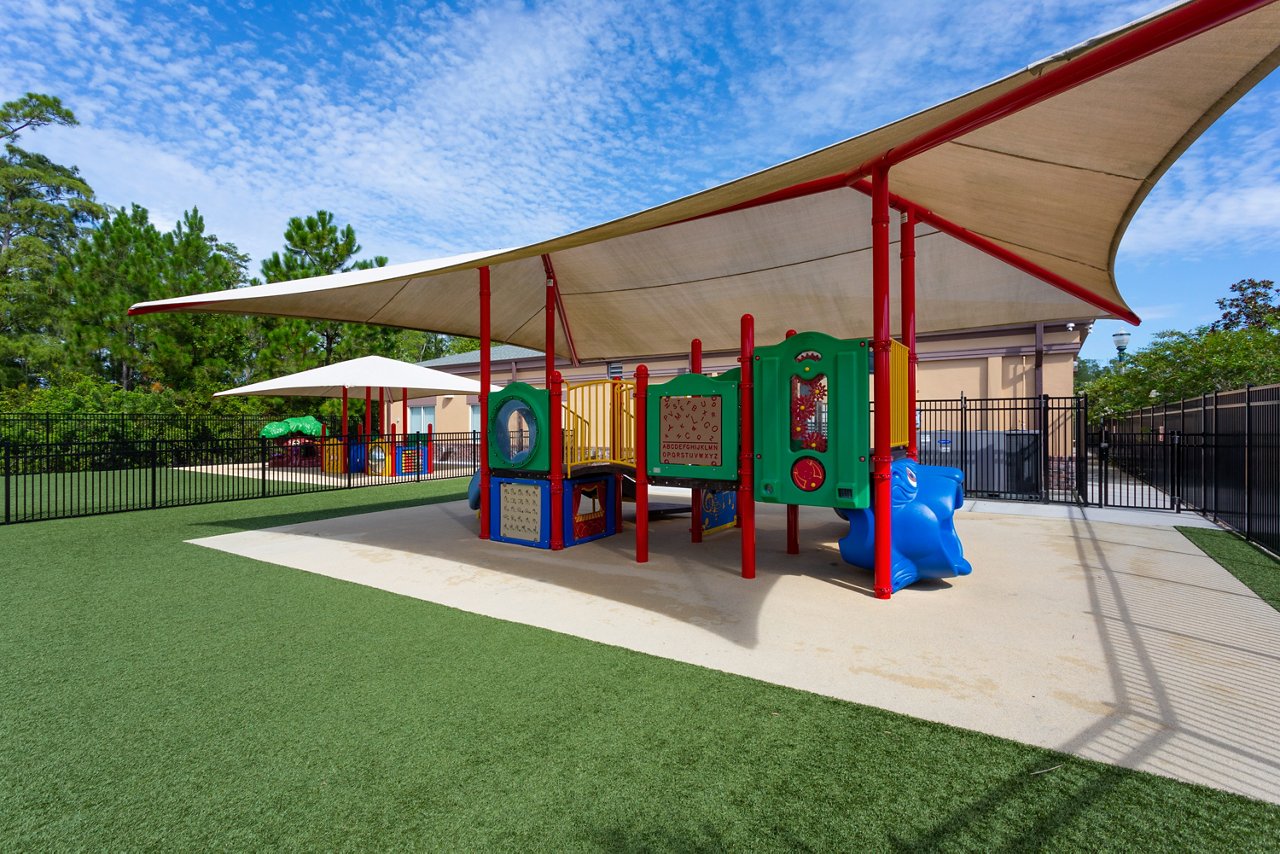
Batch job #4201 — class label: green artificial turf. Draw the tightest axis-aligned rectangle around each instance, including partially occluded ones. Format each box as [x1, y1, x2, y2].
[1179, 526, 1280, 612]
[2, 484, 1278, 851]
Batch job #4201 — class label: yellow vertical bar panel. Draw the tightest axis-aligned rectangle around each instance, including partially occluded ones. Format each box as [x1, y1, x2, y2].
[890, 340, 909, 447]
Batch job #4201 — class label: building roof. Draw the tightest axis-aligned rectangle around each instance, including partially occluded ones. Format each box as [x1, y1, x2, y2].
[130, 2, 1280, 359]
[419, 345, 544, 369]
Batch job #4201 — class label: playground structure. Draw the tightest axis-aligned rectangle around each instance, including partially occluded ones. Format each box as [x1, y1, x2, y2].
[472, 302, 971, 593]
[130, 2, 1280, 598]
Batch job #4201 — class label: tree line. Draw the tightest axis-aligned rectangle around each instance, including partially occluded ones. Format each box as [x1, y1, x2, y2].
[1076, 278, 1280, 419]
[1, 92, 477, 420]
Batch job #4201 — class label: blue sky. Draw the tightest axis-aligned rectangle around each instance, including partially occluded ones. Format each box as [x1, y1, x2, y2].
[4, 0, 1279, 363]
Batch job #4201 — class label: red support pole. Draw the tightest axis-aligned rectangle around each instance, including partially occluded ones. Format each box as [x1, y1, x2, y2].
[690, 338, 703, 544]
[341, 387, 348, 438]
[402, 388, 408, 437]
[871, 168, 893, 600]
[363, 386, 372, 437]
[635, 365, 649, 564]
[479, 266, 492, 540]
[545, 265, 557, 384]
[549, 369, 565, 551]
[785, 328, 800, 555]
[739, 314, 756, 580]
[427, 423, 434, 475]
[901, 208, 919, 461]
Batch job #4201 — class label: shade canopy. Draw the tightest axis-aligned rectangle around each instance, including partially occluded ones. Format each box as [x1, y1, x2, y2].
[213, 356, 498, 401]
[131, 1, 1280, 360]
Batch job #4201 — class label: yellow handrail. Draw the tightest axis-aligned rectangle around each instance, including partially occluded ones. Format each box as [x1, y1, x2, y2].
[562, 378, 636, 475]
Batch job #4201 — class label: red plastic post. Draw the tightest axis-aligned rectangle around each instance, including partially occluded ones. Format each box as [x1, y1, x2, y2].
[901, 208, 919, 461]
[549, 369, 565, 551]
[426, 423, 434, 475]
[739, 314, 756, 580]
[479, 266, 492, 540]
[785, 329, 799, 555]
[690, 338, 704, 544]
[871, 168, 893, 600]
[635, 365, 649, 563]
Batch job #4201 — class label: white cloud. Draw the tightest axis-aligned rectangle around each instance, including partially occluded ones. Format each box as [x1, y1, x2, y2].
[5, 0, 1277, 287]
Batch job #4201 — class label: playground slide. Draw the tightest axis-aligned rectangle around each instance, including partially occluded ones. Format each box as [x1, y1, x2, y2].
[838, 458, 972, 592]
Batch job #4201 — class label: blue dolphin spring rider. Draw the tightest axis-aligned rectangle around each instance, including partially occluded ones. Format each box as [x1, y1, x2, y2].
[838, 458, 972, 592]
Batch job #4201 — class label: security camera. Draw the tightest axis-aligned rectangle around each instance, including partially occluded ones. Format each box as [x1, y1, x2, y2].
[1065, 322, 1076, 331]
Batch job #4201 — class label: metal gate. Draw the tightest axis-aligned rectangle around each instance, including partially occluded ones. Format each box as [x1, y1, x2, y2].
[1084, 427, 1182, 510]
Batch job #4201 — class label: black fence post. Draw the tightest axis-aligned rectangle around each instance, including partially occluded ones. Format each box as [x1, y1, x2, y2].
[1078, 394, 1089, 505]
[1245, 384, 1253, 541]
[150, 438, 159, 509]
[260, 438, 269, 498]
[1099, 427, 1110, 508]
[3, 440, 10, 525]
[1039, 393, 1050, 503]
[1172, 430, 1182, 513]
[1211, 390, 1219, 522]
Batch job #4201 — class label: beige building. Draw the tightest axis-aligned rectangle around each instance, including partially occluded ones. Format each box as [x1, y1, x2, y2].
[392, 321, 1091, 435]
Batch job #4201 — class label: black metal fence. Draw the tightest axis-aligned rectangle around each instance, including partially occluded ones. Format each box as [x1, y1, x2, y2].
[1103, 384, 1280, 556]
[913, 396, 1085, 503]
[2, 432, 480, 524]
[0, 412, 289, 445]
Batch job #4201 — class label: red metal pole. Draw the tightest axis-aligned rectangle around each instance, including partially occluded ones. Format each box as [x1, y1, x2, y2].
[785, 328, 799, 555]
[549, 369, 565, 551]
[379, 387, 385, 435]
[635, 364, 649, 563]
[341, 387, 348, 438]
[545, 264, 556, 384]
[739, 314, 756, 580]
[849, 180, 1140, 325]
[364, 386, 371, 437]
[862, 0, 1272, 175]
[402, 388, 408, 437]
[871, 168, 893, 600]
[426, 423, 433, 475]
[901, 209, 919, 461]
[479, 266, 492, 540]
[690, 338, 703, 544]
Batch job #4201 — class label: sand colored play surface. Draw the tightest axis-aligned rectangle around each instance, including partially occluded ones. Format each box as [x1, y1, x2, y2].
[191, 499, 1280, 804]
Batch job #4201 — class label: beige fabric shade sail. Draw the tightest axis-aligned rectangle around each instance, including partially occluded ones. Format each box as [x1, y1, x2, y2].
[130, 1, 1280, 360]
[212, 356, 498, 402]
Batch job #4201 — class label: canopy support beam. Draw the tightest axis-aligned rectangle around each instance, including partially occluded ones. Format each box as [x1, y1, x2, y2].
[850, 180, 1141, 324]
[542, 254, 580, 367]
[871, 167, 893, 600]
[862, 0, 1273, 173]
[479, 266, 492, 540]
[901, 208, 919, 461]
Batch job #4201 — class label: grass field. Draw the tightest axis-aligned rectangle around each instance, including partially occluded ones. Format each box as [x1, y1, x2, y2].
[2, 484, 1278, 851]
[1179, 526, 1280, 612]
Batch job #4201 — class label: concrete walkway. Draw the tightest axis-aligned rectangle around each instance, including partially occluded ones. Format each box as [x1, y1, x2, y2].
[191, 499, 1280, 804]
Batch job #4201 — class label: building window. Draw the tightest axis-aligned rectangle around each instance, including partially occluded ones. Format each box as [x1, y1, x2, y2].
[607, 361, 624, 379]
[409, 405, 434, 434]
[470, 404, 481, 432]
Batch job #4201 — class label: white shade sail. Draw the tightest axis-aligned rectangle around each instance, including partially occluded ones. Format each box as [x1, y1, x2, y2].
[213, 356, 499, 401]
[131, 1, 1280, 360]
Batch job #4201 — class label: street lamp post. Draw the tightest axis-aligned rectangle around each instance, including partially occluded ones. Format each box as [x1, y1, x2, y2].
[1112, 330, 1132, 369]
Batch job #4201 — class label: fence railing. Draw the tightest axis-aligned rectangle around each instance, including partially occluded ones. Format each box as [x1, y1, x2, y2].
[1104, 384, 1280, 556]
[874, 395, 1085, 503]
[2, 432, 480, 524]
[0, 412, 296, 445]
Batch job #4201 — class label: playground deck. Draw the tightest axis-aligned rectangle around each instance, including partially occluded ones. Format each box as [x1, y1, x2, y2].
[190, 497, 1280, 805]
